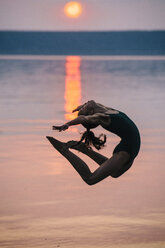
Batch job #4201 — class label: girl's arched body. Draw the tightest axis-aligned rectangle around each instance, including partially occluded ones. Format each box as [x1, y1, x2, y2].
[47, 100, 141, 185]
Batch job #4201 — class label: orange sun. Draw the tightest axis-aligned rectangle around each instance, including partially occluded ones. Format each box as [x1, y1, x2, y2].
[64, 2, 82, 18]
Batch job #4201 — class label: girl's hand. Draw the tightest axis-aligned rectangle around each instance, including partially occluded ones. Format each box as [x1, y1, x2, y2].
[72, 104, 83, 113]
[52, 124, 69, 132]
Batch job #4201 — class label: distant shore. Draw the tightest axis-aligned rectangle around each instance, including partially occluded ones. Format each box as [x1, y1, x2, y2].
[0, 31, 165, 55]
[1, 55, 165, 61]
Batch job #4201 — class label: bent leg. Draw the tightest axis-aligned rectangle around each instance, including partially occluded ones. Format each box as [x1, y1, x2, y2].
[47, 137, 130, 185]
[67, 141, 108, 165]
[47, 136, 92, 180]
[111, 160, 133, 178]
[85, 151, 130, 185]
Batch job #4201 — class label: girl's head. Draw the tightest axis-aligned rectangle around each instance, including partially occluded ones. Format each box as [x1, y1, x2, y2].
[78, 101, 99, 129]
[72, 100, 107, 150]
[77, 100, 96, 116]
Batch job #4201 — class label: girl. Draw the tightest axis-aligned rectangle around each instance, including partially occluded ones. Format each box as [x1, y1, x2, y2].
[47, 100, 140, 185]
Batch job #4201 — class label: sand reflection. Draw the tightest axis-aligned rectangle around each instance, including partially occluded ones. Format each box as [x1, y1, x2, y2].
[0, 213, 165, 248]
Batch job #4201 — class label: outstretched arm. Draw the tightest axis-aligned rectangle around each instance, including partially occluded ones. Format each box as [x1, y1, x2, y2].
[52, 113, 107, 132]
[52, 112, 110, 132]
[52, 115, 87, 132]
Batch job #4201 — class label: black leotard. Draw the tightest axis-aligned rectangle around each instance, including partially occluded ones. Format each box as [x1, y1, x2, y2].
[104, 111, 141, 161]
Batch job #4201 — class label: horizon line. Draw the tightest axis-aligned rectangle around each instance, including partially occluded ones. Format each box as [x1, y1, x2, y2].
[0, 29, 165, 33]
[1, 55, 165, 61]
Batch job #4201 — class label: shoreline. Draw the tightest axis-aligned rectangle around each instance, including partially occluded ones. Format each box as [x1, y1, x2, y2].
[1, 55, 165, 61]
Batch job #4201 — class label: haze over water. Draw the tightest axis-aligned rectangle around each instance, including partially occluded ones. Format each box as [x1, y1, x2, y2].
[0, 55, 165, 248]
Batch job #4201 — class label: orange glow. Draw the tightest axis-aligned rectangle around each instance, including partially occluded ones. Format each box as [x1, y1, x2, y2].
[64, 2, 82, 18]
[64, 56, 81, 120]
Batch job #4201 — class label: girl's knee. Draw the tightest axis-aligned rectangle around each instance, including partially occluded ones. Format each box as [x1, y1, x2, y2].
[111, 173, 121, 178]
[83, 177, 97, 186]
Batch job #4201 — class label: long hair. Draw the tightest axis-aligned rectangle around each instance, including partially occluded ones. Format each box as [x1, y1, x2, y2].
[72, 101, 107, 150]
[77, 129, 107, 150]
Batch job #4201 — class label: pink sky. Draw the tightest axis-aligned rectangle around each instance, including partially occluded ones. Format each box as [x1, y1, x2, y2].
[0, 0, 165, 31]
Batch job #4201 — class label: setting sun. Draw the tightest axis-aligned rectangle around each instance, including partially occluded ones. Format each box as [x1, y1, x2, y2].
[64, 2, 82, 18]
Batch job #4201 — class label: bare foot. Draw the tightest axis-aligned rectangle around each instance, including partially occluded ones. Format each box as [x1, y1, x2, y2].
[66, 140, 80, 148]
[46, 136, 68, 155]
[68, 140, 89, 153]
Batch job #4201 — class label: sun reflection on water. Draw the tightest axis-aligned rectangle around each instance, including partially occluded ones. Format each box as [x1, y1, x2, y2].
[64, 56, 82, 120]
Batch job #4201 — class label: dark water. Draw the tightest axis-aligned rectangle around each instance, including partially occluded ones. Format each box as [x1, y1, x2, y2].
[0, 56, 165, 248]
[1, 31, 165, 55]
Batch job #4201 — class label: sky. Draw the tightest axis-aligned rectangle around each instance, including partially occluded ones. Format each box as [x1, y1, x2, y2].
[0, 0, 165, 31]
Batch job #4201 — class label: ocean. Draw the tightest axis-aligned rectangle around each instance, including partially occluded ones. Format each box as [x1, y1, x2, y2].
[1, 31, 165, 55]
[0, 55, 165, 247]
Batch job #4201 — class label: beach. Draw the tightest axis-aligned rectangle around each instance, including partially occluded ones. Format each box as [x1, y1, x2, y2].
[0, 55, 165, 247]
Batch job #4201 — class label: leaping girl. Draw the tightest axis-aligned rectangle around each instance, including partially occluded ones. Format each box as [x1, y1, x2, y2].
[47, 100, 140, 186]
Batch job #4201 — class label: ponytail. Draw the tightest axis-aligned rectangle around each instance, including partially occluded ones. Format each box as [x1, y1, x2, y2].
[77, 129, 106, 150]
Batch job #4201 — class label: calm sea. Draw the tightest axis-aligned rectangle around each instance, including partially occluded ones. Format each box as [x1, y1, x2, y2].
[0, 55, 165, 248]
